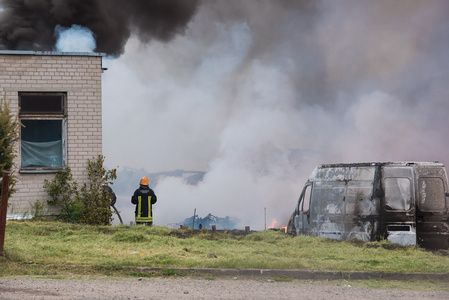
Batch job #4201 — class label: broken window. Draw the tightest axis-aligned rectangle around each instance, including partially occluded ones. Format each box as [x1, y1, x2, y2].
[310, 182, 345, 215]
[19, 92, 67, 170]
[383, 177, 411, 211]
[299, 183, 312, 212]
[418, 177, 445, 212]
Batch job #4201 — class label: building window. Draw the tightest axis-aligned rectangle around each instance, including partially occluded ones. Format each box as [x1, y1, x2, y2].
[19, 92, 67, 171]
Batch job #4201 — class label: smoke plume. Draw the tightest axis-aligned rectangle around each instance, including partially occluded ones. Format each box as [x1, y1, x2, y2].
[54, 25, 96, 52]
[0, 0, 199, 56]
[104, 0, 449, 229]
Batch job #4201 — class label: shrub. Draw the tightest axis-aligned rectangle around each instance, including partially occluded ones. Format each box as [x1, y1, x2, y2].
[80, 155, 117, 225]
[43, 155, 117, 225]
[43, 167, 83, 223]
[0, 94, 22, 196]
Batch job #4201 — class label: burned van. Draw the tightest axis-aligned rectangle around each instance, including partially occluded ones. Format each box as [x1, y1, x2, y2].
[287, 162, 449, 249]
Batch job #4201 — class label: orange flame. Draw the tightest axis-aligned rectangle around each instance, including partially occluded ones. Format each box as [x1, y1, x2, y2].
[268, 219, 287, 233]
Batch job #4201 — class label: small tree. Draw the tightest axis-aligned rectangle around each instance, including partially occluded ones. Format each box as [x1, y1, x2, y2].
[80, 155, 117, 225]
[0, 94, 22, 196]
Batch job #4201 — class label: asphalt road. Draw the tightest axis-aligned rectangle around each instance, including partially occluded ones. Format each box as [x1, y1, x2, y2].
[1, 276, 449, 300]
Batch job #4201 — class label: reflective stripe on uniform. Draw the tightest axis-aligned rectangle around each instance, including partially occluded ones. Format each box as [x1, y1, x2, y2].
[136, 195, 152, 223]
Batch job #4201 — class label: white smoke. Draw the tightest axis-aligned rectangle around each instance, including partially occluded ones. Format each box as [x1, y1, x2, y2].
[103, 1, 449, 229]
[54, 24, 96, 52]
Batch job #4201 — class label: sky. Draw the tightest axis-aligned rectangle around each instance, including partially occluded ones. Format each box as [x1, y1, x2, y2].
[2, 0, 449, 229]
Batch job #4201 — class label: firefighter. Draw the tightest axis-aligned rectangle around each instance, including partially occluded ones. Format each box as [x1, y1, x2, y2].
[103, 184, 117, 207]
[131, 176, 157, 226]
[104, 184, 123, 225]
[102, 184, 117, 225]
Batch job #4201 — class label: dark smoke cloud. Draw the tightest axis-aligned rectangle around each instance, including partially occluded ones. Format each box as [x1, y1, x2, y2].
[0, 0, 199, 56]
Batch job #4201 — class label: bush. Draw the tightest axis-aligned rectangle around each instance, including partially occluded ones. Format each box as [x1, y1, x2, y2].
[80, 155, 117, 225]
[43, 155, 117, 225]
[0, 94, 22, 196]
[43, 167, 83, 223]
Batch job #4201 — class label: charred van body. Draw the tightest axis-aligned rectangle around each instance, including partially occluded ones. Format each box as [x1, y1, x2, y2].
[287, 162, 449, 249]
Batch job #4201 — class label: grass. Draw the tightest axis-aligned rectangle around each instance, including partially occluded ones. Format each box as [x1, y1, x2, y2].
[1, 220, 449, 279]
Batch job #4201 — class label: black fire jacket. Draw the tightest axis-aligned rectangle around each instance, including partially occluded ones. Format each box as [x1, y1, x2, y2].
[131, 185, 157, 221]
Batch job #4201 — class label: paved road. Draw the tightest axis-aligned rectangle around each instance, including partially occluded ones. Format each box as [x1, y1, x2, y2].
[1, 276, 449, 300]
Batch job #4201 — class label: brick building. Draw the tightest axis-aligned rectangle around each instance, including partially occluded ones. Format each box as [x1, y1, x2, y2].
[0, 50, 105, 217]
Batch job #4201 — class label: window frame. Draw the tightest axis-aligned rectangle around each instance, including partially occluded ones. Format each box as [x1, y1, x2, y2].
[19, 92, 68, 173]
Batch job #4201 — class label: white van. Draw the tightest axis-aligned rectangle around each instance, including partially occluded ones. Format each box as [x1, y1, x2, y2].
[287, 162, 449, 249]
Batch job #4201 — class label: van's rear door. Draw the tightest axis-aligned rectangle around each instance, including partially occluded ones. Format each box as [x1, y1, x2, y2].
[381, 166, 416, 246]
[415, 166, 449, 249]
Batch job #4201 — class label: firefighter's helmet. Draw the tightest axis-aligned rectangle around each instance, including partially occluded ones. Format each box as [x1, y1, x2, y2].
[140, 177, 149, 186]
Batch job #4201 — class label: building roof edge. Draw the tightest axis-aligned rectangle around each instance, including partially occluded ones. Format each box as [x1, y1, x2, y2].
[0, 50, 105, 57]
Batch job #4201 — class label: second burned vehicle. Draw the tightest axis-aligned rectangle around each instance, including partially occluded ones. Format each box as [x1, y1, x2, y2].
[287, 162, 449, 249]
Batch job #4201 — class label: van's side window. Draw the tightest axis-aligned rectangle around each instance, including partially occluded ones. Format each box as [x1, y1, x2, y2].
[298, 183, 312, 212]
[303, 184, 312, 212]
[384, 177, 412, 211]
[418, 177, 446, 212]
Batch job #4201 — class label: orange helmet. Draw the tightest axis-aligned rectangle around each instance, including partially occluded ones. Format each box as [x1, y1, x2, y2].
[140, 177, 149, 186]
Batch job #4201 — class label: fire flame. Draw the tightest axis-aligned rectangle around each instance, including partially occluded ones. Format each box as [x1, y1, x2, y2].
[268, 218, 287, 233]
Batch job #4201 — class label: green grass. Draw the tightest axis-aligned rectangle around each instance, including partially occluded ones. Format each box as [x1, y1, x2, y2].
[1, 221, 449, 278]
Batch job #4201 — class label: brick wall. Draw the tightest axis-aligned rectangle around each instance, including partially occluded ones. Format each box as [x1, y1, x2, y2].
[0, 51, 104, 216]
